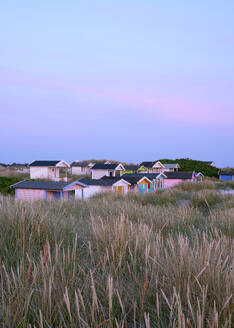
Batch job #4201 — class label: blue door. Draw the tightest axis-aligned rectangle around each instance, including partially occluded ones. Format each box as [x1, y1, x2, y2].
[138, 184, 148, 194]
[53, 192, 61, 199]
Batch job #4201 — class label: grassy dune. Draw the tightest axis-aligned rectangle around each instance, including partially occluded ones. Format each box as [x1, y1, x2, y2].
[0, 182, 233, 327]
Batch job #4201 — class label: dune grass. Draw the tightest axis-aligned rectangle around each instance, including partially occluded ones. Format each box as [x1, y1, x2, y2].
[0, 184, 233, 327]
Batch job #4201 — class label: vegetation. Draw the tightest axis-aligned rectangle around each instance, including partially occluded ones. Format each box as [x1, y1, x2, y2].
[0, 162, 28, 167]
[159, 158, 219, 178]
[0, 176, 22, 195]
[0, 181, 233, 327]
[70, 174, 91, 181]
[0, 166, 29, 179]
[0, 174, 91, 195]
[72, 159, 128, 165]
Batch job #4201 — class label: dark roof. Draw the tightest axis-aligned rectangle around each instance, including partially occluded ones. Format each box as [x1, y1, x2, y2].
[139, 161, 156, 168]
[219, 169, 234, 176]
[71, 161, 92, 167]
[121, 176, 148, 185]
[91, 163, 120, 170]
[79, 177, 119, 186]
[101, 175, 139, 185]
[139, 161, 180, 169]
[124, 165, 139, 171]
[80, 176, 144, 186]
[164, 171, 193, 179]
[202, 161, 214, 165]
[29, 160, 61, 167]
[100, 176, 119, 180]
[122, 173, 157, 180]
[11, 180, 71, 190]
[122, 172, 194, 180]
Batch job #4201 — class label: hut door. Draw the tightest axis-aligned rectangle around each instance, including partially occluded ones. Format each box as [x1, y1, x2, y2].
[117, 186, 124, 194]
[53, 191, 61, 199]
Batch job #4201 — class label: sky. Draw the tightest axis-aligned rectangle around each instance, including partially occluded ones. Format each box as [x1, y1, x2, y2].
[0, 0, 234, 167]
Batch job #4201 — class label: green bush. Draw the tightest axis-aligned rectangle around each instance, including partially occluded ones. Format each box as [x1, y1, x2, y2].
[0, 176, 21, 195]
[159, 158, 219, 177]
[215, 180, 234, 190]
[189, 190, 231, 210]
[174, 180, 216, 192]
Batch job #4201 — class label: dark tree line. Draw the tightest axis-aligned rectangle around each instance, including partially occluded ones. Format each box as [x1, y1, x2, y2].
[159, 158, 219, 178]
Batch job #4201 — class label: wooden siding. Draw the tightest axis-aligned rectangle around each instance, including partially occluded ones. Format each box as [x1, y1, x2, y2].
[164, 179, 188, 188]
[63, 191, 69, 200]
[30, 167, 48, 179]
[72, 167, 90, 175]
[30, 166, 68, 182]
[16, 188, 44, 201]
[65, 184, 84, 191]
[46, 191, 55, 200]
[113, 180, 130, 194]
[46, 191, 69, 200]
[91, 169, 116, 179]
[163, 168, 176, 172]
[76, 185, 112, 199]
[16, 186, 82, 201]
[152, 162, 164, 169]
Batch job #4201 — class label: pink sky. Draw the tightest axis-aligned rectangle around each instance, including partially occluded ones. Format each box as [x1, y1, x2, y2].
[1, 69, 232, 126]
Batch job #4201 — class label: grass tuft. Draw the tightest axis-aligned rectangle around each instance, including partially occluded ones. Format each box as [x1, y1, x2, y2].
[0, 182, 233, 327]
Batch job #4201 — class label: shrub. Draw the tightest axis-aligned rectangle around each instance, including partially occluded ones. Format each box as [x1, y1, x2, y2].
[0, 176, 22, 195]
[159, 158, 219, 178]
[174, 180, 216, 192]
[189, 190, 231, 211]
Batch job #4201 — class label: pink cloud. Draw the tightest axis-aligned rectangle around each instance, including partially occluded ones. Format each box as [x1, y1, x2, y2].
[0, 69, 232, 126]
[138, 96, 226, 125]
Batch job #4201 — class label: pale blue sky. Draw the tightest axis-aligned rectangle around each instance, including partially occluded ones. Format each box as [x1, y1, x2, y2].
[1, 1, 234, 167]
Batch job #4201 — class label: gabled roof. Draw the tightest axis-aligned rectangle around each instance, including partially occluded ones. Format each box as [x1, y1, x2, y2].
[71, 161, 93, 167]
[124, 165, 139, 171]
[122, 175, 152, 185]
[112, 179, 131, 186]
[122, 173, 159, 180]
[139, 161, 165, 168]
[122, 172, 194, 180]
[121, 173, 154, 183]
[79, 177, 119, 186]
[10, 180, 86, 190]
[139, 161, 156, 168]
[80, 175, 152, 187]
[154, 172, 167, 179]
[91, 163, 124, 170]
[29, 160, 70, 167]
[202, 161, 214, 165]
[163, 171, 194, 179]
[152, 161, 165, 168]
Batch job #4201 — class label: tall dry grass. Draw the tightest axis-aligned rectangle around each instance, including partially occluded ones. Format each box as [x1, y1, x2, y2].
[0, 186, 233, 327]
